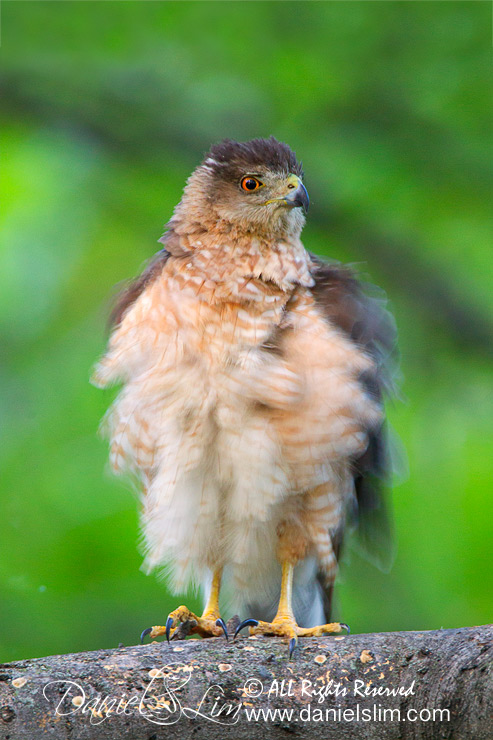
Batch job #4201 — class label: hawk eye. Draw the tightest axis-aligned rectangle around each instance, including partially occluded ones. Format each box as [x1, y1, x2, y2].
[241, 176, 263, 192]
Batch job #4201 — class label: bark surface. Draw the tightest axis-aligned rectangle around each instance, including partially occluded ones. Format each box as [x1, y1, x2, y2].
[0, 625, 491, 740]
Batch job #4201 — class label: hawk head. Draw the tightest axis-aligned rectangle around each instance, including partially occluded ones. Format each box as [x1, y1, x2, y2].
[169, 137, 309, 240]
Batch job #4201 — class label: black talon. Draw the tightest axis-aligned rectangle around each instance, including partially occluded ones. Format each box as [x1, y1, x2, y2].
[215, 617, 229, 640]
[234, 618, 259, 640]
[288, 637, 298, 659]
[165, 615, 175, 643]
[340, 623, 350, 635]
[140, 627, 152, 645]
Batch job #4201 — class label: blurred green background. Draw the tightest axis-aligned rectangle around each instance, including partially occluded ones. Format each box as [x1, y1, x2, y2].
[1, 1, 492, 662]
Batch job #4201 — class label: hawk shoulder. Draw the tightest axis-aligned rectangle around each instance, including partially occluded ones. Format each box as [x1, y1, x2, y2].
[109, 248, 171, 329]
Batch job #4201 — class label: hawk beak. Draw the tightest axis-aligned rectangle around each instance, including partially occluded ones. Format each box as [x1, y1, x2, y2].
[284, 178, 309, 214]
[264, 175, 310, 214]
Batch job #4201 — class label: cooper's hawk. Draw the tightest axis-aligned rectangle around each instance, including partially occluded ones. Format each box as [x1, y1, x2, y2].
[93, 137, 395, 655]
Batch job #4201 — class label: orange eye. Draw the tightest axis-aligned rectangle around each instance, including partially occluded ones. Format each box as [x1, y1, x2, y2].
[241, 176, 262, 192]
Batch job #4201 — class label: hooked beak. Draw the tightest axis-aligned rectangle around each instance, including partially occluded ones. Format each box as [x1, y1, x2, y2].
[264, 175, 309, 214]
[284, 177, 309, 214]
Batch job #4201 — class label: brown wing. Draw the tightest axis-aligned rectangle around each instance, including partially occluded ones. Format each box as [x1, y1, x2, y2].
[109, 248, 171, 329]
[309, 252, 398, 618]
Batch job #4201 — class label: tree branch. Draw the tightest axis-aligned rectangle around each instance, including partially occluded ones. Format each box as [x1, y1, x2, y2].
[1, 625, 491, 739]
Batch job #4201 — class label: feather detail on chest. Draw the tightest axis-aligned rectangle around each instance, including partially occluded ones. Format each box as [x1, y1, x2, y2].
[92, 230, 313, 379]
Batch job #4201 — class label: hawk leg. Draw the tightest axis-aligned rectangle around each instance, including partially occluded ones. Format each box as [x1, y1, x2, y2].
[140, 568, 228, 643]
[234, 561, 349, 658]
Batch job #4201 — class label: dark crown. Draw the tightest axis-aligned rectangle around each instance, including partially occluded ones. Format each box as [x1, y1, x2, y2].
[203, 136, 303, 182]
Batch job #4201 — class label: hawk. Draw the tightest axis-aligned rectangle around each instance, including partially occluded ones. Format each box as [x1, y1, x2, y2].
[93, 137, 395, 655]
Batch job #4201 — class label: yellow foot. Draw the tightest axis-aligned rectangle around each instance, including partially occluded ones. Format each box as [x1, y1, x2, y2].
[140, 605, 229, 643]
[234, 615, 349, 658]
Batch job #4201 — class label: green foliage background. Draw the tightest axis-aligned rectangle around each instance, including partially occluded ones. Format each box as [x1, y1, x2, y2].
[1, 1, 491, 662]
